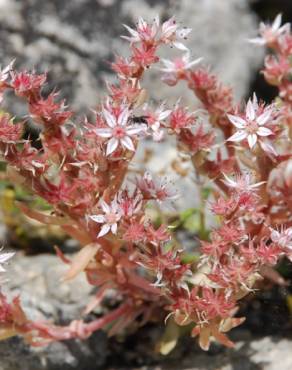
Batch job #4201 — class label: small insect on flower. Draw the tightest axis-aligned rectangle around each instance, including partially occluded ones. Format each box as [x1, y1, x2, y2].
[95, 105, 146, 156]
[89, 199, 122, 238]
[141, 102, 171, 140]
[227, 96, 274, 149]
[129, 115, 149, 125]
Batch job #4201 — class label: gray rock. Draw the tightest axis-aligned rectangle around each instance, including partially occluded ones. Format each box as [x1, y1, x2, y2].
[0, 0, 262, 113]
[0, 253, 108, 370]
[5, 254, 92, 321]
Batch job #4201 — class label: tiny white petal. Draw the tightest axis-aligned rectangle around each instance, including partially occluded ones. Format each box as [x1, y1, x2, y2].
[95, 128, 113, 138]
[257, 110, 272, 125]
[248, 37, 266, 45]
[272, 14, 282, 31]
[252, 93, 259, 110]
[158, 110, 171, 120]
[247, 134, 257, 148]
[172, 41, 189, 51]
[126, 126, 146, 135]
[138, 17, 147, 29]
[161, 17, 177, 38]
[121, 136, 135, 151]
[186, 57, 203, 69]
[121, 35, 136, 42]
[118, 107, 129, 126]
[227, 114, 246, 129]
[259, 141, 277, 156]
[106, 137, 119, 155]
[227, 130, 247, 142]
[222, 173, 237, 188]
[98, 224, 111, 238]
[111, 223, 118, 234]
[89, 215, 106, 223]
[257, 127, 273, 136]
[0, 252, 15, 263]
[151, 121, 160, 131]
[279, 23, 291, 34]
[123, 24, 139, 38]
[103, 109, 117, 128]
[100, 200, 110, 213]
[246, 100, 256, 121]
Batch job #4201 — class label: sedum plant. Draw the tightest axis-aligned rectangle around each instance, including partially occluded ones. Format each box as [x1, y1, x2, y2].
[0, 14, 291, 351]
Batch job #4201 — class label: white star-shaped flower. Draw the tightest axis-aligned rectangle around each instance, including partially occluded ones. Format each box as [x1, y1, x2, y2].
[95, 105, 146, 156]
[227, 97, 273, 149]
[89, 199, 122, 238]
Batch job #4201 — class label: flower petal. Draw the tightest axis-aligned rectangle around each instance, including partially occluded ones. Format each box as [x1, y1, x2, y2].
[98, 224, 111, 238]
[106, 137, 119, 155]
[121, 136, 135, 151]
[272, 14, 282, 31]
[259, 141, 278, 156]
[186, 57, 203, 69]
[103, 108, 116, 128]
[227, 130, 247, 142]
[111, 223, 118, 234]
[89, 215, 105, 223]
[227, 114, 246, 129]
[0, 252, 15, 264]
[256, 110, 272, 126]
[95, 128, 113, 138]
[257, 127, 273, 136]
[247, 134, 257, 148]
[100, 200, 110, 213]
[126, 125, 146, 135]
[172, 41, 189, 51]
[246, 100, 255, 121]
[123, 24, 139, 39]
[118, 107, 129, 126]
[248, 37, 266, 45]
[158, 110, 172, 120]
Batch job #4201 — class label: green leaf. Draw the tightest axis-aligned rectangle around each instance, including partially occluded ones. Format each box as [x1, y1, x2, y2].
[201, 186, 212, 200]
[183, 212, 201, 232]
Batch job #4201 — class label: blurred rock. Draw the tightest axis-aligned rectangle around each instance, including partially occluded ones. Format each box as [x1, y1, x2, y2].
[0, 0, 262, 114]
[0, 253, 108, 370]
[5, 254, 92, 321]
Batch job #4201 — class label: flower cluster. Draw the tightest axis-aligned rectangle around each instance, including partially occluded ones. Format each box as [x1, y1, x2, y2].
[0, 14, 291, 353]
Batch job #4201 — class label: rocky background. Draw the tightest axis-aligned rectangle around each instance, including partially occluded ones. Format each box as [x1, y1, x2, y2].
[0, 0, 292, 369]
